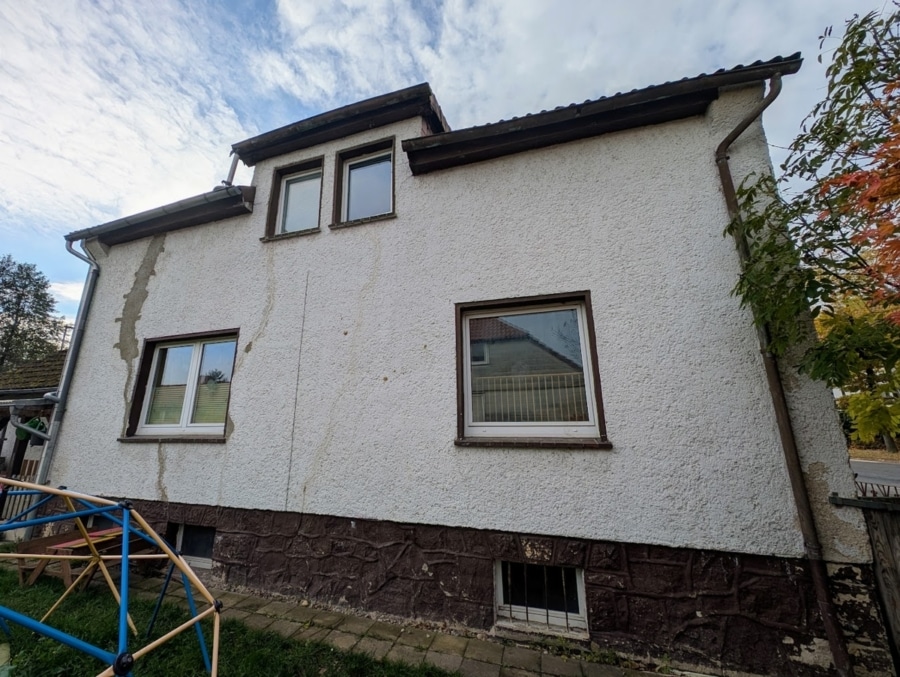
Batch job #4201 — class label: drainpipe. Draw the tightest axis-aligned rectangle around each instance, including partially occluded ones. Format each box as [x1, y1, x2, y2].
[33, 239, 100, 487]
[716, 74, 854, 677]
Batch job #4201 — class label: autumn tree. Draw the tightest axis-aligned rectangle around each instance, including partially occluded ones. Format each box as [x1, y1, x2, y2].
[0, 254, 64, 374]
[727, 7, 900, 445]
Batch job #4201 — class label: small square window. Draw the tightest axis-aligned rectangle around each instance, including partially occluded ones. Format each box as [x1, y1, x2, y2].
[457, 293, 609, 445]
[174, 523, 215, 569]
[129, 333, 237, 437]
[495, 561, 587, 632]
[266, 158, 323, 238]
[334, 139, 394, 225]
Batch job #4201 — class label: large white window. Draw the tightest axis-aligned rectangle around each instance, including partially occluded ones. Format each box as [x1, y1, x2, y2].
[277, 168, 321, 234]
[495, 561, 587, 633]
[135, 335, 237, 437]
[457, 293, 609, 445]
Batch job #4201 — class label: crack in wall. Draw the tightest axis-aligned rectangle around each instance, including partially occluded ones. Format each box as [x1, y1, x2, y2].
[156, 443, 168, 503]
[115, 234, 166, 433]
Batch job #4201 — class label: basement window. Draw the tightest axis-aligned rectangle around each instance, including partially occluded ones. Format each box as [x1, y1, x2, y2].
[495, 561, 587, 632]
[174, 524, 215, 569]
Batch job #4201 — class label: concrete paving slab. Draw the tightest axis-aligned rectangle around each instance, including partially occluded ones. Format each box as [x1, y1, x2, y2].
[355, 636, 394, 661]
[233, 596, 271, 612]
[324, 630, 361, 652]
[310, 610, 345, 628]
[465, 638, 505, 664]
[503, 646, 542, 672]
[283, 605, 318, 623]
[367, 620, 403, 642]
[581, 663, 625, 677]
[256, 600, 296, 617]
[499, 667, 538, 677]
[459, 658, 502, 677]
[430, 633, 469, 656]
[243, 613, 275, 631]
[425, 650, 464, 672]
[395, 627, 435, 650]
[386, 643, 425, 666]
[294, 625, 331, 642]
[542, 653, 583, 676]
[268, 618, 304, 638]
[220, 607, 251, 622]
[336, 614, 374, 636]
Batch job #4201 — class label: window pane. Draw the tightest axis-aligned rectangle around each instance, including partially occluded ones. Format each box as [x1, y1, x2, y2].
[146, 345, 193, 424]
[347, 155, 391, 221]
[281, 172, 321, 232]
[469, 309, 589, 423]
[181, 525, 215, 559]
[191, 339, 237, 424]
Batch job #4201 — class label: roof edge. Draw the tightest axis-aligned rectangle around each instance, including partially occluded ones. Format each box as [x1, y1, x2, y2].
[66, 185, 255, 247]
[233, 83, 450, 166]
[403, 54, 802, 175]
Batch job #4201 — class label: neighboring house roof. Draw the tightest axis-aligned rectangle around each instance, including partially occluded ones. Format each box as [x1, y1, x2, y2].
[470, 317, 530, 342]
[403, 53, 802, 174]
[0, 351, 66, 396]
[64, 54, 801, 247]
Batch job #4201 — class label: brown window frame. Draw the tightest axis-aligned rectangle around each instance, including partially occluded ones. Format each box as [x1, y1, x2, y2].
[124, 328, 239, 440]
[264, 157, 324, 240]
[455, 292, 611, 449]
[331, 137, 396, 228]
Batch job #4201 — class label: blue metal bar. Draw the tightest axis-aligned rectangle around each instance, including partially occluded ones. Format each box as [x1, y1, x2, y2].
[1, 490, 46, 496]
[2, 493, 55, 525]
[0, 605, 116, 664]
[117, 507, 131, 656]
[146, 561, 177, 639]
[73, 499, 159, 548]
[181, 571, 212, 673]
[0, 503, 118, 533]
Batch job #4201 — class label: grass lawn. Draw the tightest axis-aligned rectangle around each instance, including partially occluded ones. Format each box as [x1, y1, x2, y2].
[0, 568, 453, 677]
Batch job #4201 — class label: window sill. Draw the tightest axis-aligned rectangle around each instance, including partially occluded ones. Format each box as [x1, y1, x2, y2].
[118, 436, 226, 444]
[455, 437, 612, 450]
[329, 212, 396, 230]
[260, 228, 320, 242]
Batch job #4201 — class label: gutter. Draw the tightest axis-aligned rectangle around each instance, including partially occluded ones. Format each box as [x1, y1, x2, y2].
[33, 240, 101, 487]
[715, 74, 854, 676]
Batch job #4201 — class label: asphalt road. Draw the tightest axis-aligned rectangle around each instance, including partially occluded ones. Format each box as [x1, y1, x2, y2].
[850, 459, 900, 486]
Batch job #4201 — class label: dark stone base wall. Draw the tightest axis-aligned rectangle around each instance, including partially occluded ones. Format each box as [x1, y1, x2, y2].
[119, 499, 891, 676]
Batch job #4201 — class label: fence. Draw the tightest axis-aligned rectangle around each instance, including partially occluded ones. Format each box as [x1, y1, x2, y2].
[0, 473, 38, 521]
[472, 372, 588, 422]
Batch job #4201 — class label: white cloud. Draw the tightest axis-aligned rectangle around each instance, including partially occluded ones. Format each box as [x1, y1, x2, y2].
[49, 281, 85, 304]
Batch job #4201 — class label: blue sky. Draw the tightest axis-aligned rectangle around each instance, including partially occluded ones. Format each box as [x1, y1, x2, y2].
[0, 0, 888, 322]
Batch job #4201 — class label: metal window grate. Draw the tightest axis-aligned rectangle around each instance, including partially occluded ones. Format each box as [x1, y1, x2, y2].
[496, 561, 586, 632]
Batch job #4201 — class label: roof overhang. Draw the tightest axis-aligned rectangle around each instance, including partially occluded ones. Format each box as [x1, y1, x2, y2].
[402, 53, 803, 175]
[66, 185, 256, 247]
[232, 83, 450, 166]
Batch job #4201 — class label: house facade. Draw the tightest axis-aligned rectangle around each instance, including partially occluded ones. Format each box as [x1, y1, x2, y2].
[48, 56, 894, 674]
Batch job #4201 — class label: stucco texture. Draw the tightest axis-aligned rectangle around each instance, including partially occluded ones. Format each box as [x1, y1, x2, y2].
[51, 86, 868, 563]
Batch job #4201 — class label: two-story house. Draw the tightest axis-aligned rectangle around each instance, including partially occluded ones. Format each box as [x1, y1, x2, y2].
[45, 55, 893, 675]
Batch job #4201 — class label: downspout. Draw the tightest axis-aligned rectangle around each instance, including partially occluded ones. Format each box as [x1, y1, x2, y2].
[716, 74, 854, 677]
[33, 239, 100, 486]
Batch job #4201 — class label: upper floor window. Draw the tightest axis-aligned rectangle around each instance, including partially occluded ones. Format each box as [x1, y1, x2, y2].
[266, 158, 323, 238]
[130, 332, 238, 438]
[334, 139, 394, 225]
[456, 292, 610, 448]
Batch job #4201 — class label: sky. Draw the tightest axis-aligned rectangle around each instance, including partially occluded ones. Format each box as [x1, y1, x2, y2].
[0, 0, 891, 323]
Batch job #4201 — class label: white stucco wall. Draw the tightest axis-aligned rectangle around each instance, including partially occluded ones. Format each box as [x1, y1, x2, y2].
[50, 85, 868, 562]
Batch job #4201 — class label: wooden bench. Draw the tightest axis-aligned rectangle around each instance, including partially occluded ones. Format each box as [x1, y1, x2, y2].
[18, 527, 155, 588]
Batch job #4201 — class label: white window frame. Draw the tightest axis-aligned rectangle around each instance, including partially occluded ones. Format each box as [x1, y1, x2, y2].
[175, 524, 214, 569]
[341, 149, 393, 222]
[276, 167, 321, 234]
[494, 561, 588, 633]
[462, 301, 600, 439]
[136, 336, 236, 437]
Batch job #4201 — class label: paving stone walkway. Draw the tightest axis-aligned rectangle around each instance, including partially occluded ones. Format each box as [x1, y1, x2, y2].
[129, 574, 652, 677]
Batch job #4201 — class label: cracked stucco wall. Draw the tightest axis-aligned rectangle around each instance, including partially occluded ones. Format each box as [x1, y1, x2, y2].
[49, 90, 869, 563]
